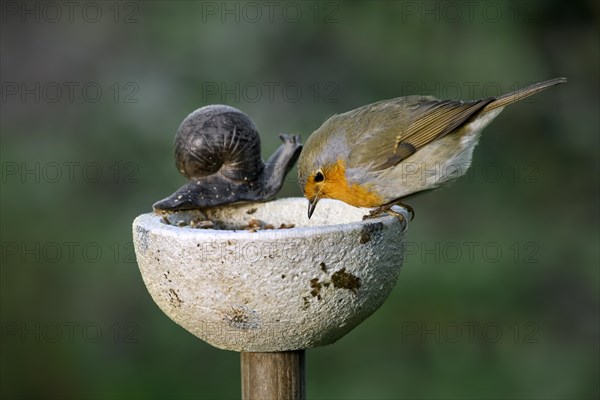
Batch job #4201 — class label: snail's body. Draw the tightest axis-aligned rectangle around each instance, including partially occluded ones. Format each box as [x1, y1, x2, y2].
[153, 105, 302, 211]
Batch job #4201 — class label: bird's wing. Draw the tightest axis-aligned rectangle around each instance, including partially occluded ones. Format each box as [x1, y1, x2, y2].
[347, 97, 494, 171]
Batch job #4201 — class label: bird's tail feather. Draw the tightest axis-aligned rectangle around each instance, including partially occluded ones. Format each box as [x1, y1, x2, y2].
[483, 77, 567, 113]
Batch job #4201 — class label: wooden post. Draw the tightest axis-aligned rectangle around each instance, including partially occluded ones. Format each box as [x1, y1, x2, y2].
[241, 350, 306, 400]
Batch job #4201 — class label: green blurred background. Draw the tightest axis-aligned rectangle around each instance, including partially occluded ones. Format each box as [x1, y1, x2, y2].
[1, 1, 598, 399]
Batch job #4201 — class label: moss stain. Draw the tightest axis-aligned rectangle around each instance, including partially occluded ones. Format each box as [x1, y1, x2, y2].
[310, 278, 322, 300]
[360, 222, 383, 244]
[331, 268, 361, 293]
[223, 306, 258, 330]
[302, 296, 310, 310]
[226, 308, 249, 325]
[168, 288, 183, 307]
[302, 264, 361, 310]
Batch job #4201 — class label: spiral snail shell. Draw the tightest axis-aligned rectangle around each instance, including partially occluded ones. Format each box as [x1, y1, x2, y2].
[153, 105, 303, 211]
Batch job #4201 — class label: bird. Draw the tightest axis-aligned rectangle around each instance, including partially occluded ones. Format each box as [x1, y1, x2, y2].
[298, 78, 567, 220]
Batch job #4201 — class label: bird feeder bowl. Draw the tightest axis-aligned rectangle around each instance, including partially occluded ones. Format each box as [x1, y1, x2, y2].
[133, 198, 408, 397]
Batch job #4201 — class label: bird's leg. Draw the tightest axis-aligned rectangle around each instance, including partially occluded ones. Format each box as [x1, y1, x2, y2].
[363, 200, 414, 230]
[363, 206, 386, 219]
[389, 200, 415, 221]
[384, 207, 408, 231]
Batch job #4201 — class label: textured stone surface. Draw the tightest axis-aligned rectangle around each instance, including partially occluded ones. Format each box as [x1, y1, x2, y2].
[133, 198, 408, 352]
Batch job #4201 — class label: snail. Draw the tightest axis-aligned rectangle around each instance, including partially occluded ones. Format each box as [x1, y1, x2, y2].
[153, 105, 303, 211]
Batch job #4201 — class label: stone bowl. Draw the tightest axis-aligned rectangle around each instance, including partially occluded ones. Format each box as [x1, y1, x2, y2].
[132, 197, 407, 352]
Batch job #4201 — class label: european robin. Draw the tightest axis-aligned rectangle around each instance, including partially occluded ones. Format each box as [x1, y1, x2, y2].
[298, 78, 566, 219]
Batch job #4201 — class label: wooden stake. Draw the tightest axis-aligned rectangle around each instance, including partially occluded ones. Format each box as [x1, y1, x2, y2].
[241, 350, 306, 400]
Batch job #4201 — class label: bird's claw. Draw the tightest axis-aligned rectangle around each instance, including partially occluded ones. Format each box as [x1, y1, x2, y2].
[363, 207, 408, 231]
[363, 200, 414, 230]
[395, 202, 415, 221]
[385, 208, 408, 231]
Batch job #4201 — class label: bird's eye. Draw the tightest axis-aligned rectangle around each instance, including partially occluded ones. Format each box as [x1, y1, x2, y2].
[314, 171, 324, 183]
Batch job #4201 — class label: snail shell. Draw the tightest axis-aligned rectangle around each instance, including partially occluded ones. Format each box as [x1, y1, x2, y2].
[153, 105, 302, 211]
[174, 105, 263, 182]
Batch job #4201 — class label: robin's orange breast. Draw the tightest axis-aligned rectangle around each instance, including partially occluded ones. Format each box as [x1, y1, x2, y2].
[320, 159, 383, 208]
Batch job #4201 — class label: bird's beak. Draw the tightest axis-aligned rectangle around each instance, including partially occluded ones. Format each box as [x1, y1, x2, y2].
[308, 196, 320, 219]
